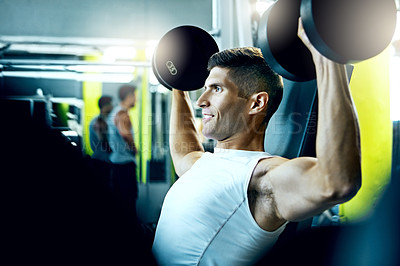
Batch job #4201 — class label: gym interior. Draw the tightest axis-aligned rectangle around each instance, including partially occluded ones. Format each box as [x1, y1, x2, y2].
[1, 0, 400, 264]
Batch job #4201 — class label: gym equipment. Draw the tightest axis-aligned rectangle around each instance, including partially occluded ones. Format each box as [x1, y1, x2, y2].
[258, 0, 316, 82]
[152, 25, 219, 91]
[258, 0, 397, 81]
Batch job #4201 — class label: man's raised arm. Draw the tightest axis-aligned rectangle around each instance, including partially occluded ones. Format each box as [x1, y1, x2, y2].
[170, 89, 204, 176]
[260, 21, 362, 223]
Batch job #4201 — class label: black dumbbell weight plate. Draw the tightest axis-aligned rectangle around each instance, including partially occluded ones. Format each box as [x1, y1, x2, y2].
[301, 0, 397, 64]
[258, 0, 316, 82]
[152, 25, 219, 91]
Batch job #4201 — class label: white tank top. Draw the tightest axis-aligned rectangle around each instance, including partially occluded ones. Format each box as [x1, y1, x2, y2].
[152, 148, 287, 265]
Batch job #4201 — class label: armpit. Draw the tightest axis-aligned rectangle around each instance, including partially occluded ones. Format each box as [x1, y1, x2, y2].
[248, 158, 288, 230]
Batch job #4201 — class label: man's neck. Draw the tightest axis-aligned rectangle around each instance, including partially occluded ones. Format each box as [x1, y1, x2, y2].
[120, 102, 130, 111]
[215, 131, 266, 152]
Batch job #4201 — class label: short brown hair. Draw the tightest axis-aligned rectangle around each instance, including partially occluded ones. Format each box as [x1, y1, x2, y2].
[118, 84, 136, 101]
[98, 95, 113, 109]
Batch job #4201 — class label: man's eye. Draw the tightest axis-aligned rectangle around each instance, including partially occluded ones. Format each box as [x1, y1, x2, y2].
[215, 86, 222, 92]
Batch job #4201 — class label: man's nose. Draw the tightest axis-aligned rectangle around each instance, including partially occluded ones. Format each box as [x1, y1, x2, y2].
[196, 91, 210, 108]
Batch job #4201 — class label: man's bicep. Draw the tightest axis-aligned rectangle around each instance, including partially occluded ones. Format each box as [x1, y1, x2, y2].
[265, 157, 335, 222]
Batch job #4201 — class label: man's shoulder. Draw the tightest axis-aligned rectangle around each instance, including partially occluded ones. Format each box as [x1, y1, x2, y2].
[89, 115, 99, 126]
[252, 156, 287, 180]
[114, 109, 129, 119]
[109, 109, 129, 126]
[259, 155, 287, 165]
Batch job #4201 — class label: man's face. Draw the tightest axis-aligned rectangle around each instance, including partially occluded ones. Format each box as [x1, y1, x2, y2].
[102, 104, 113, 115]
[197, 67, 250, 141]
[128, 92, 136, 109]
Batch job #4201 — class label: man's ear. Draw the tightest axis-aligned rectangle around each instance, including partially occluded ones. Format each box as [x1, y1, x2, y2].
[249, 92, 269, 115]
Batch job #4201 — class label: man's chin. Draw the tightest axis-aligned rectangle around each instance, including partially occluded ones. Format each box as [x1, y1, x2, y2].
[202, 130, 215, 140]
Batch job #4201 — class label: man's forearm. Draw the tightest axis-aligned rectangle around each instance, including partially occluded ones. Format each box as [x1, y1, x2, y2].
[169, 90, 204, 164]
[315, 57, 361, 198]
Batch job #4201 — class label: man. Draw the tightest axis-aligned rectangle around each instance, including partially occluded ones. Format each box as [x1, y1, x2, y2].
[108, 84, 139, 218]
[89, 95, 113, 162]
[152, 20, 361, 265]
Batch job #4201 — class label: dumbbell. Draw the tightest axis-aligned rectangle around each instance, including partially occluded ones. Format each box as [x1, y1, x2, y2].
[258, 0, 398, 81]
[152, 25, 219, 91]
[152, 0, 397, 88]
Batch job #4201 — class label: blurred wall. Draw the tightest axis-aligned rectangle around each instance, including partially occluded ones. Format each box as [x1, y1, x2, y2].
[0, 0, 213, 41]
